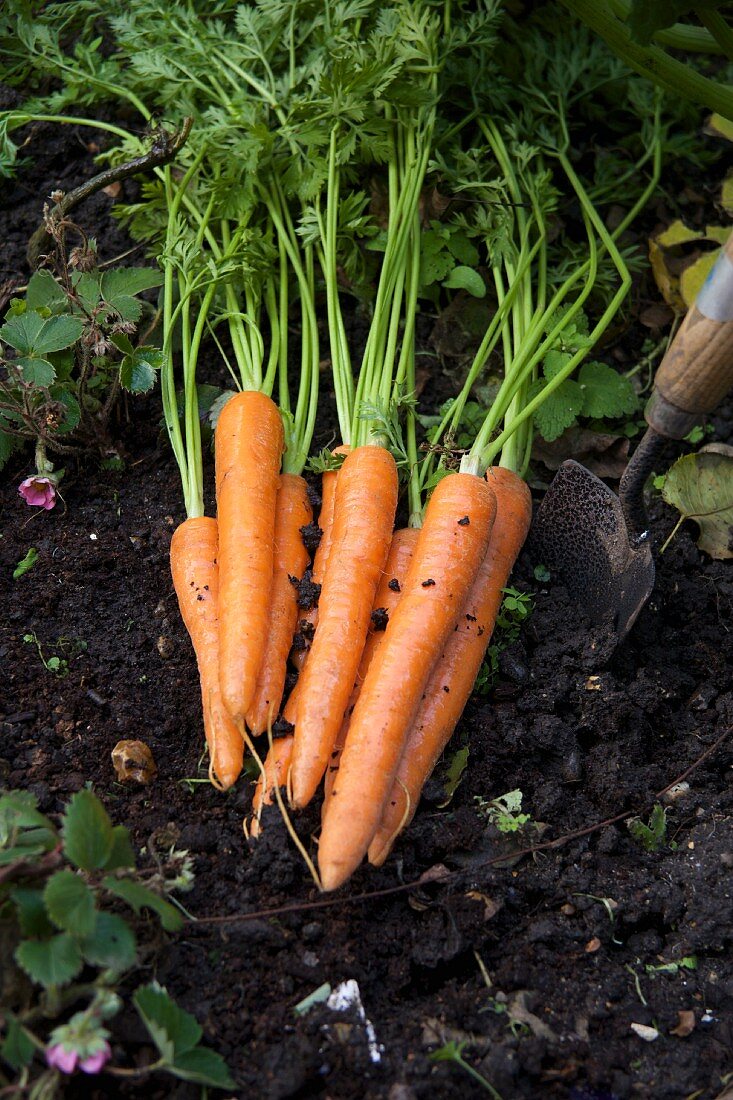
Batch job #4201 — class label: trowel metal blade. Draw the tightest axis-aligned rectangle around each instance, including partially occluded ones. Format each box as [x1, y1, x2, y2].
[531, 459, 655, 641]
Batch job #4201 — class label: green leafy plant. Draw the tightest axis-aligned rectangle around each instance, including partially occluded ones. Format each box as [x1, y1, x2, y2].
[0, 789, 233, 1092]
[0, 213, 162, 478]
[21, 632, 86, 678]
[645, 954, 697, 975]
[474, 788, 532, 833]
[12, 548, 38, 580]
[429, 1039, 503, 1098]
[474, 587, 533, 693]
[627, 802, 669, 851]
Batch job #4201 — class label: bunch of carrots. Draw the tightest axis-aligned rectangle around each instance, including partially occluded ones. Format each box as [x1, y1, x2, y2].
[7, 0, 666, 888]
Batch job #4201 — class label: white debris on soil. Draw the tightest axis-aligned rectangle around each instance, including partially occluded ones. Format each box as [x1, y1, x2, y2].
[327, 980, 384, 1063]
[630, 1022, 659, 1042]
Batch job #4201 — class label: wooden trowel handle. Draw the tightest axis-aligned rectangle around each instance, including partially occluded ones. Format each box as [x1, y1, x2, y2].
[646, 232, 733, 439]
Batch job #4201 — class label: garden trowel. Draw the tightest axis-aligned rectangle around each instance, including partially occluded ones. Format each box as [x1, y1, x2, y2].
[532, 233, 733, 640]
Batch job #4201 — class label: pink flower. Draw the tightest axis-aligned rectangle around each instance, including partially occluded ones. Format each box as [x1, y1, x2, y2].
[18, 476, 56, 510]
[79, 1041, 111, 1074]
[46, 1044, 79, 1074]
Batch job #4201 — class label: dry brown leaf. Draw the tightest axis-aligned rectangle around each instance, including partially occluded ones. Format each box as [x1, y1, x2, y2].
[111, 739, 157, 785]
[670, 1010, 696, 1038]
[532, 428, 630, 479]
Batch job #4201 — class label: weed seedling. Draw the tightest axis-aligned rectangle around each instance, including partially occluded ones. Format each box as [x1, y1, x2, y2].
[627, 803, 672, 852]
[429, 1041, 503, 1099]
[475, 789, 532, 833]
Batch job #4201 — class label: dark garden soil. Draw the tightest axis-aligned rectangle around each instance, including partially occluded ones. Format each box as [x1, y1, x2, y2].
[1, 115, 732, 1100]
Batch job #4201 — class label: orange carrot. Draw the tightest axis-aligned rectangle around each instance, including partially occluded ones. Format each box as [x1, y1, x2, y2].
[369, 468, 532, 865]
[292, 446, 350, 672]
[215, 390, 284, 724]
[246, 474, 312, 734]
[249, 734, 293, 838]
[170, 517, 244, 790]
[289, 445, 398, 809]
[323, 528, 418, 803]
[318, 471, 497, 890]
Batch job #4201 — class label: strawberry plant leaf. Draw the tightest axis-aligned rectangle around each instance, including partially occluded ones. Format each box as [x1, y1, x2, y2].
[101, 267, 163, 299]
[10, 888, 54, 938]
[15, 933, 83, 988]
[16, 356, 56, 386]
[102, 877, 183, 932]
[34, 315, 84, 355]
[0, 1017, 35, 1071]
[0, 311, 45, 353]
[169, 1047, 236, 1090]
[61, 789, 114, 871]
[43, 870, 96, 936]
[25, 270, 67, 313]
[119, 347, 163, 394]
[103, 825, 136, 870]
[78, 911, 137, 971]
[134, 982, 202, 1059]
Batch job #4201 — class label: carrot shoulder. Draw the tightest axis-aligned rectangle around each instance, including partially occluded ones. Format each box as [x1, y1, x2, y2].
[369, 467, 532, 865]
[318, 471, 497, 890]
[323, 527, 418, 803]
[215, 390, 284, 724]
[170, 517, 244, 790]
[246, 474, 312, 734]
[289, 445, 398, 809]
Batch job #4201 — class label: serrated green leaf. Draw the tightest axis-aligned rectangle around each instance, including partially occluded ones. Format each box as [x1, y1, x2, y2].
[72, 273, 102, 312]
[101, 267, 163, 299]
[25, 271, 67, 313]
[170, 1047, 236, 1090]
[61, 790, 114, 871]
[661, 446, 733, 559]
[102, 877, 183, 932]
[0, 311, 44, 354]
[11, 888, 54, 937]
[529, 378, 583, 442]
[543, 349, 572, 380]
[134, 983, 202, 1059]
[107, 295, 143, 322]
[15, 933, 83, 988]
[16, 356, 56, 386]
[34, 316, 84, 355]
[0, 791, 56, 847]
[578, 362, 640, 420]
[445, 232, 479, 266]
[43, 871, 96, 936]
[79, 911, 137, 971]
[1, 1016, 36, 1071]
[0, 429, 19, 472]
[109, 332, 135, 356]
[49, 388, 81, 434]
[13, 548, 38, 580]
[443, 265, 485, 297]
[103, 825, 136, 870]
[119, 347, 163, 394]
